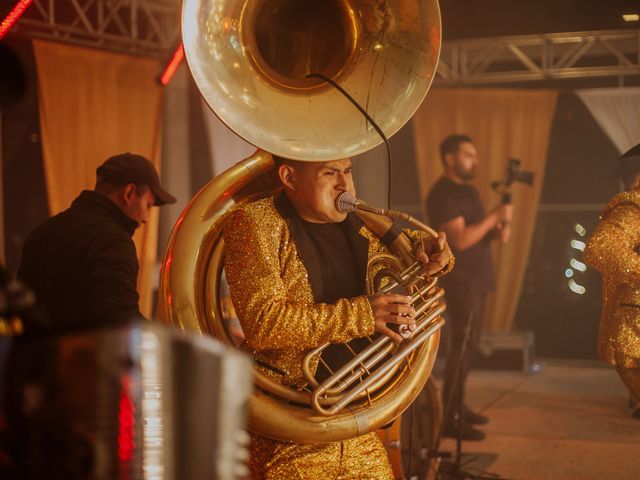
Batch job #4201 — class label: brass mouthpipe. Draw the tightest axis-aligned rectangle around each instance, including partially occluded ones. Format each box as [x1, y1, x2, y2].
[336, 192, 438, 237]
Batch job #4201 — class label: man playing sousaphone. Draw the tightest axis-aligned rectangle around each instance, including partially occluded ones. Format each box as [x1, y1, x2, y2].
[223, 155, 454, 478]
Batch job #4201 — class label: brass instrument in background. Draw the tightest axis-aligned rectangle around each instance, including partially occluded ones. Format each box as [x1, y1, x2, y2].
[159, 0, 444, 445]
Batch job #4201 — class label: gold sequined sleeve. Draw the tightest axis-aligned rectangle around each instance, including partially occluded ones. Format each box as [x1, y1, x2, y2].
[224, 206, 375, 352]
[584, 204, 640, 283]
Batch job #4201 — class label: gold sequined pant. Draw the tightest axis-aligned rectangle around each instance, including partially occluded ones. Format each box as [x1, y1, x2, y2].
[249, 432, 394, 480]
[616, 367, 640, 410]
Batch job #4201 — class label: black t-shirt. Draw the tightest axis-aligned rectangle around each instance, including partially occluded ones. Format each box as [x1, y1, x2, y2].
[300, 219, 369, 379]
[300, 220, 362, 303]
[426, 177, 495, 293]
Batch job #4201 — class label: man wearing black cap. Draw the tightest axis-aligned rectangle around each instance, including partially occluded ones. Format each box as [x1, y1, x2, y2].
[585, 142, 640, 419]
[18, 153, 176, 333]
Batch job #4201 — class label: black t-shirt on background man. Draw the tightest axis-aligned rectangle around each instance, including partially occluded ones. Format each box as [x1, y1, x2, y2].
[426, 177, 496, 294]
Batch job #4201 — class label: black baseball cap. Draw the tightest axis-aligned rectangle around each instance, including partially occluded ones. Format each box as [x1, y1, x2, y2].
[96, 153, 176, 206]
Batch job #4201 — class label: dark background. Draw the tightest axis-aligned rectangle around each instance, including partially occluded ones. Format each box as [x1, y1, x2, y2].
[440, 0, 640, 40]
[513, 94, 620, 360]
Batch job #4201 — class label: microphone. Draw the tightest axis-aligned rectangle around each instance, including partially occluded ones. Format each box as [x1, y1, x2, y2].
[336, 192, 387, 216]
[335, 192, 435, 237]
[335, 191, 359, 213]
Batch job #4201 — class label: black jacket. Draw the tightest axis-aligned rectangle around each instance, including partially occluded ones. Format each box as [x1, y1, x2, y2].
[18, 190, 143, 333]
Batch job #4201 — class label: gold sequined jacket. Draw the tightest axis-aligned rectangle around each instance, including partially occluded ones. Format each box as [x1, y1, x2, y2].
[224, 193, 426, 386]
[584, 190, 640, 368]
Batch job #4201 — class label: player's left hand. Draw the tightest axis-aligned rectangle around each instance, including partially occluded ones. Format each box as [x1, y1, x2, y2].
[497, 222, 511, 243]
[415, 231, 452, 276]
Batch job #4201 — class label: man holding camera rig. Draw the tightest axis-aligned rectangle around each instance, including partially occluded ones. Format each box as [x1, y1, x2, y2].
[426, 134, 512, 441]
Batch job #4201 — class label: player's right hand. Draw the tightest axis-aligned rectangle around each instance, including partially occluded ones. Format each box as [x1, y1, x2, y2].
[368, 293, 416, 343]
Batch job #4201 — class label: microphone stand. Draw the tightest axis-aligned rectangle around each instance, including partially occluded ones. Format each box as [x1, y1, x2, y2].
[430, 310, 500, 480]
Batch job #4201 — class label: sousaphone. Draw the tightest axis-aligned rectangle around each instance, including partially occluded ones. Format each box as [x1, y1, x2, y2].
[158, 0, 443, 444]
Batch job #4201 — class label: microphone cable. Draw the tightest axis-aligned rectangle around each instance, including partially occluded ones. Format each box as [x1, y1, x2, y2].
[306, 73, 393, 209]
[308, 73, 423, 479]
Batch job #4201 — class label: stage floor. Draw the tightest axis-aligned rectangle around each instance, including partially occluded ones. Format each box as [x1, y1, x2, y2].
[438, 361, 640, 480]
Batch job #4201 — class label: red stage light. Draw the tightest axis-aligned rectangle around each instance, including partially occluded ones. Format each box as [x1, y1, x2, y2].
[0, 0, 33, 40]
[118, 377, 136, 463]
[159, 44, 185, 86]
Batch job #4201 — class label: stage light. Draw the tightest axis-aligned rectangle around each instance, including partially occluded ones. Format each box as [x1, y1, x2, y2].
[159, 44, 184, 86]
[568, 279, 586, 295]
[570, 258, 587, 272]
[117, 378, 135, 463]
[622, 14, 639, 22]
[570, 239, 585, 252]
[564, 268, 574, 278]
[0, 0, 33, 40]
[573, 223, 586, 237]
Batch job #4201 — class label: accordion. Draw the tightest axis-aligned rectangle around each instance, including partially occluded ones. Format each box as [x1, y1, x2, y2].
[5, 320, 252, 480]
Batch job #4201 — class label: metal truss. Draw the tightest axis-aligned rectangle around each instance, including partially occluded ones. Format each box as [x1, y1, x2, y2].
[10, 5, 640, 81]
[10, 0, 181, 58]
[436, 29, 640, 85]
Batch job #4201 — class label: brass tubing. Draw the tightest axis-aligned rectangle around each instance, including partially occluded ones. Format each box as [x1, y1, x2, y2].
[329, 315, 444, 412]
[301, 337, 397, 397]
[323, 294, 444, 395]
[377, 262, 426, 294]
[312, 308, 444, 405]
[312, 316, 445, 415]
[303, 285, 444, 404]
[312, 305, 445, 411]
[307, 334, 397, 392]
[413, 289, 445, 321]
[302, 343, 331, 388]
[323, 342, 398, 394]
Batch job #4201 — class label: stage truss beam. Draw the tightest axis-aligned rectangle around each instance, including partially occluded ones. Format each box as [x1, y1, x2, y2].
[9, 6, 640, 82]
[9, 0, 181, 58]
[436, 29, 640, 85]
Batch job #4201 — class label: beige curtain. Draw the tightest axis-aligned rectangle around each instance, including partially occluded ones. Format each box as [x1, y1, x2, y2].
[33, 40, 163, 318]
[412, 88, 558, 331]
